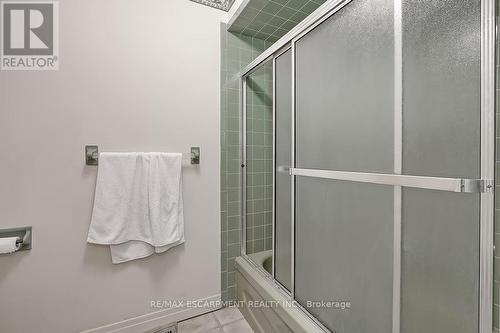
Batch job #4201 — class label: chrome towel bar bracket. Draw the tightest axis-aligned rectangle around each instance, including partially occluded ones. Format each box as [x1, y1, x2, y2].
[85, 145, 99, 165]
[190, 147, 200, 165]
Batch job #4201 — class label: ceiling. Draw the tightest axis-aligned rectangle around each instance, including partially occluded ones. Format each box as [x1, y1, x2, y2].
[189, 0, 236, 11]
[228, 0, 327, 42]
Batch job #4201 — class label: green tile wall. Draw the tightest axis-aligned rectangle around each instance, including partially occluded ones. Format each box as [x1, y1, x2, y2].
[245, 62, 273, 254]
[229, 0, 327, 42]
[221, 24, 272, 302]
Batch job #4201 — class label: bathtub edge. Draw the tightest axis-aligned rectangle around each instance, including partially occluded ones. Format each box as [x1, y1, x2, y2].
[235, 256, 327, 333]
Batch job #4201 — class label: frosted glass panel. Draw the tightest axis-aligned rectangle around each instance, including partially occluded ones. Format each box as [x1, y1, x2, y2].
[275, 49, 292, 291]
[295, 0, 394, 173]
[401, 188, 479, 333]
[402, 0, 481, 178]
[295, 177, 394, 332]
[245, 61, 273, 255]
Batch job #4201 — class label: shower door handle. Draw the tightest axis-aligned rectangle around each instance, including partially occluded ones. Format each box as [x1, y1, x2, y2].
[289, 168, 493, 193]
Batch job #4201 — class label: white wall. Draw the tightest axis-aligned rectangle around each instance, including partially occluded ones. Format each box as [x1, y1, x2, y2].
[0, 0, 225, 332]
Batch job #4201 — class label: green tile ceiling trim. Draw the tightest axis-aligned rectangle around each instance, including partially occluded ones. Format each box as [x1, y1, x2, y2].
[229, 0, 327, 42]
[190, 0, 235, 11]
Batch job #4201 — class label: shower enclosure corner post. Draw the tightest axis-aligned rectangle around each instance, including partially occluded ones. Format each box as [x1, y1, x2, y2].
[241, 75, 247, 257]
[393, 0, 403, 332]
[290, 38, 296, 300]
[272, 55, 277, 279]
[479, 0, 496, 332]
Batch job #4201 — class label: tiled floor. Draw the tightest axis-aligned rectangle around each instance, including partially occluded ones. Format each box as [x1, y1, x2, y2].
[178, 307, 254, 333]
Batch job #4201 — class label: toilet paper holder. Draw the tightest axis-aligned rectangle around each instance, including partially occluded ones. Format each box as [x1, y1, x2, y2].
[0, 226, 32, 252]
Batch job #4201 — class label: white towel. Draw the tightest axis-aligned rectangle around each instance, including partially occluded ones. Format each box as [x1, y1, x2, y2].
[87, 152, 184, 264]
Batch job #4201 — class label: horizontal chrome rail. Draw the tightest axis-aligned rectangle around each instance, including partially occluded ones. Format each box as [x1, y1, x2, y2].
[290, 168, 493, 193]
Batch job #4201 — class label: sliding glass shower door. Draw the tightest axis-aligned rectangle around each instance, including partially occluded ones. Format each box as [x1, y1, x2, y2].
[295, 0, 395, 331]
[291, 0, 488, 332]
[399, 0, 481, 332]
[241, 0, 494, 332]
[274, 49, 292, 291]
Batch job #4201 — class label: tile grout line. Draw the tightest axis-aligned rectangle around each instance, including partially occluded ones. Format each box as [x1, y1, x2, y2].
[233, 0, 324, 42]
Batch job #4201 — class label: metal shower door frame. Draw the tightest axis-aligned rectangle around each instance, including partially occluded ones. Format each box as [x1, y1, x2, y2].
[239, 0, 495, 332]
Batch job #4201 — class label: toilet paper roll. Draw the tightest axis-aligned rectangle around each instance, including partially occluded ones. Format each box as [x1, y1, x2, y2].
[0, 237, 21, 254]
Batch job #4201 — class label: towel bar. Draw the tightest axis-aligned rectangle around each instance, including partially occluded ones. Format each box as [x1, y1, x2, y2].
[85, 146, 201, 166]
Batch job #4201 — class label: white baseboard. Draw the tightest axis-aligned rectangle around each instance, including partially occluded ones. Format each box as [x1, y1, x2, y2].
[81, 294, 222, 333]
